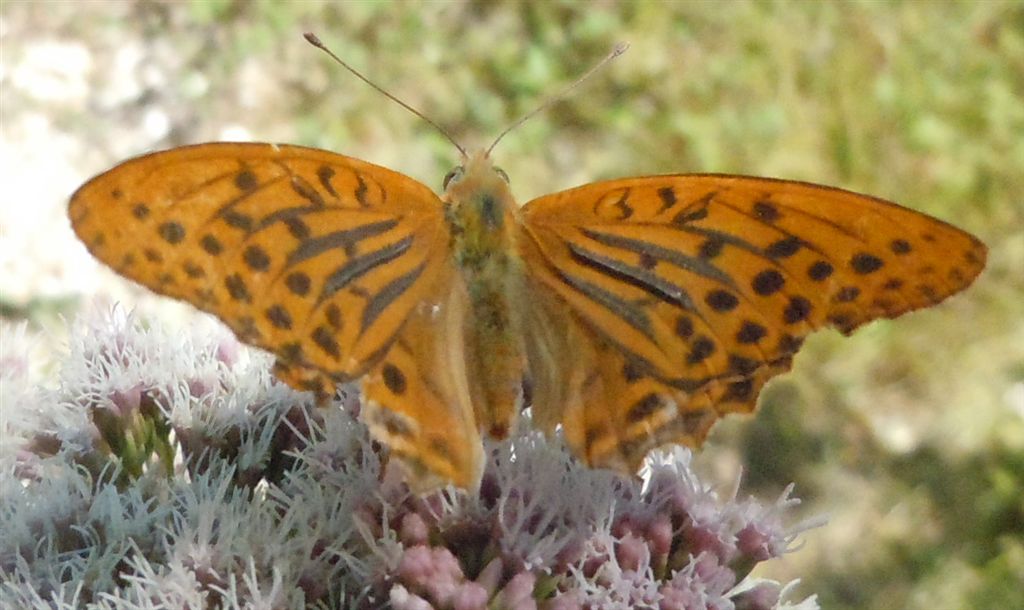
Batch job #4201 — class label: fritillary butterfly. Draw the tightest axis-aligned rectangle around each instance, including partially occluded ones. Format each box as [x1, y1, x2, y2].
[68, 38, 987, 491]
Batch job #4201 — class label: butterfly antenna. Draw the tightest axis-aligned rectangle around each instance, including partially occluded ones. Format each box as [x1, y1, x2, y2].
[304, 33, 467, 156]
[486, 42, 629, 156]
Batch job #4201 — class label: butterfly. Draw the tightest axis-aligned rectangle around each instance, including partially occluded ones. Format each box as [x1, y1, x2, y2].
[68, 39, 987, 491]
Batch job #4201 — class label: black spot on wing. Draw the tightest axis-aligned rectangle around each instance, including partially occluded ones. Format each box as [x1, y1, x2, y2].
[736, 321, 767, 344]
[705, 289, 739, 312]
[280, 342, 303, 363]
[243, 245, 271, 271]
[158, 221, 185, 245]
[311, 326, 340, 359]
[317, 165, 338, 197]
[752, 269, 785, 296]
[266, 304, 293, 329]
[835, 286, 860, 302]
[225, 273, 251, 302]
[325, 303, 343, 330]
[675, 316, 694, 339]
[890, 239, 912, 254]
[657, 187, 676, 212]
[235, 316, 260, 341]
[627, 393, 663, 424]
[622, 359, 644, 382]
[183, 261, 205, 279]
[285, 272, 311, 296]
[382, 363, 407, 395]
[687, 336, 715, 365]
[752, 200, 780, 222]
[764, 236, 802, 259]
[223, 211, 254, 232]
[783, 296, 812, 324]
[728, 353, 758, 375]
[235, 170, 258, 192]
[201, 234, 223, 256]
[778, 333, 804, 353]
[698, 237, 724, 259]
[724, 379, 754, 401]
[807, 261, 833, 281]
[850, 252, 884, 274]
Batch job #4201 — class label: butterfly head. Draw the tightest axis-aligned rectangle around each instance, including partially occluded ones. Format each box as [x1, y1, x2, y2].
[442, 149, 515, 234]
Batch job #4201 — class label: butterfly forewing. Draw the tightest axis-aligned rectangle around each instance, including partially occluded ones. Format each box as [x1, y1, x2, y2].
[69, 143, 451, 389]
[519, 175, 986, 467]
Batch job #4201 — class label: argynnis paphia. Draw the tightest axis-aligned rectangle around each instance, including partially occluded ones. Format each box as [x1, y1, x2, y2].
[69, 39, 986, 491]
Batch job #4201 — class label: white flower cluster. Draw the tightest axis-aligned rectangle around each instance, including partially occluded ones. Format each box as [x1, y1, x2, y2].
[1, 308, 820, 609]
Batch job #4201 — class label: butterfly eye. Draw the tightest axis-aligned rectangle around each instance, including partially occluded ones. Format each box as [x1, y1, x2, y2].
[443, 166, 464, 190]
[494, 167, 510, 183]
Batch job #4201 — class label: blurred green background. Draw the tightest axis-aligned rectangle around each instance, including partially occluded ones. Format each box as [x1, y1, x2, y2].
[2, 2, 1021, 608]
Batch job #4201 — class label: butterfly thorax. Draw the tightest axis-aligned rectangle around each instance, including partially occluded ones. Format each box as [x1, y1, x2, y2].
[442, 151, 527, 439]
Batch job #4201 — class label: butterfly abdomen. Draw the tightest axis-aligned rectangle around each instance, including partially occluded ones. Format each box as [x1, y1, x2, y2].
[442, 152, 529, 439]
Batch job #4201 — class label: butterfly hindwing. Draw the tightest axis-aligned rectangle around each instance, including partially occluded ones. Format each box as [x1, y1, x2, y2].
[357, 263, 484, 491]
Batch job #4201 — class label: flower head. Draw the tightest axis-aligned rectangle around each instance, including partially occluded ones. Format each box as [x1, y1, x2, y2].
[2, 308, 820, 609]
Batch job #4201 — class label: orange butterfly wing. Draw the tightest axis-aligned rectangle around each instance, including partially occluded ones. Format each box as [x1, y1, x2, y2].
[519, 175, 986, 471]
[69, 143, 483, 488]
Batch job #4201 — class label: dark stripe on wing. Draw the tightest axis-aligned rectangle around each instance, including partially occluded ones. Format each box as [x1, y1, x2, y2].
[209, 174, 289, 230]
[287, 219, 399, 266]
[567, 242, 698, 313]
[551, 265, 654, 339]
[666, 225, 763, 259]
[354, 174, 370, 207]
[319, 236, 413, 304]
[581, 228, 736, 288]
[360, 263, 426, 334]
[289, 174, 326, 208]
[257, 204, 323, 231]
